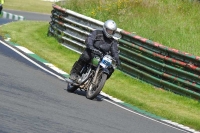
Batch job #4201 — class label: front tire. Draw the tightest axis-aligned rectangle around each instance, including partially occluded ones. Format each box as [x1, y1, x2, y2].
[86, 73, 107, 100]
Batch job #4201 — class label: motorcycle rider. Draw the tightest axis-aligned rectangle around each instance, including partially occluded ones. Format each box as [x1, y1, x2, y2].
[69, 19, 120, 82]
[0, 0, 4, 14]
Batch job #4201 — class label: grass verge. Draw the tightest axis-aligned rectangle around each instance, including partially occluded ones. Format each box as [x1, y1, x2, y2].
[1, 21, 200, 130]
[4, 0, 53, 14]
[60, 0, 200, 56]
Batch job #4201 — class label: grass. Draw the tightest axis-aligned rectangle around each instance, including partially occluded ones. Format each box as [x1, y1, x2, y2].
[1, 21, 200, 131]
[1, 0, 200, 131]
[4, 0, 53, 14]
[1, 21, 79, 71]
[60, 0, 200, 56]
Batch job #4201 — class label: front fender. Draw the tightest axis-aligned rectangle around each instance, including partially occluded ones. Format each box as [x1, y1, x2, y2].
[101, 68, 110, 75]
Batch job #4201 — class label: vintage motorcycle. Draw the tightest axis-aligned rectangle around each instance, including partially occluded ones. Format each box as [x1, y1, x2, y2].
[65, 49, 117, 100]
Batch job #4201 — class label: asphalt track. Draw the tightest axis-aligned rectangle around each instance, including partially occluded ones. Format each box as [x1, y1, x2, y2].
[4, 9, 51, 21]
[0, 10, 193, 133]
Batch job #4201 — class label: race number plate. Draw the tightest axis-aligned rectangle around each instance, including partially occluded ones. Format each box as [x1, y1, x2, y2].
[100, 56, 112, 68]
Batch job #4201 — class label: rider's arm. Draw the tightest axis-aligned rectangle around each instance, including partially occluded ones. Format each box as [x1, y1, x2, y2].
[86, 30, 98, 50]
[111, 40, 120, 65]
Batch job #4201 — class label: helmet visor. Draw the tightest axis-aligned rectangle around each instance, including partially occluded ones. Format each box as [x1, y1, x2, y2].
[106, 28, 114, 35]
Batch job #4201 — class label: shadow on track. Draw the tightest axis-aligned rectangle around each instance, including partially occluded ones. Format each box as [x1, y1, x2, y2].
[64, 88, 103, 102]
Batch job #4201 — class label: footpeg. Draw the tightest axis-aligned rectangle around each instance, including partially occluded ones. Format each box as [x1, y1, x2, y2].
[65, 78, 79, 86]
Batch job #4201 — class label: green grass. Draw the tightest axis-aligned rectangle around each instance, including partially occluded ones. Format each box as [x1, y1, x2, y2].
[60, 0, 200, 56]
[4, 0, 53, 14]
[1, 21, 79, 71]
[1, 21, 200, 131]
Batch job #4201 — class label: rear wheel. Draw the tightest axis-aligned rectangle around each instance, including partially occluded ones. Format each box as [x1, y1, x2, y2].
[67, 82, 78, 93]
[86, 73, 107, 100]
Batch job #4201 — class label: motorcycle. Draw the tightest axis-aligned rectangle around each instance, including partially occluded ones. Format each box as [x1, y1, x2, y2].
[65, 49, 117, 100]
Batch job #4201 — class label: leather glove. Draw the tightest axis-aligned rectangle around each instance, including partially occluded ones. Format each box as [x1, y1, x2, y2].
[92, 49, 103, 56]
[88, 47, 94, 51]
[116, 60, 121, 66]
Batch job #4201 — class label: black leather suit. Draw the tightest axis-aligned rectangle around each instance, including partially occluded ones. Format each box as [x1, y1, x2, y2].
[0, 4, 2, 14]
[70, 30, 120, 79]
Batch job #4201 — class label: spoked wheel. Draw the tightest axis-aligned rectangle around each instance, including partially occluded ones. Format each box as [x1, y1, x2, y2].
[86, 73, 107, 100]
[67, 82, 78, 93]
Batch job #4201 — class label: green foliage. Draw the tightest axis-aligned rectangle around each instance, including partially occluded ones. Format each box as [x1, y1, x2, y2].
[59, 0, 200, 56]
[0, 21, 79, 71]
[4, 0, 52, 13]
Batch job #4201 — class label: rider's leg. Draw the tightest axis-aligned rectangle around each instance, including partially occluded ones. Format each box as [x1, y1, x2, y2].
[69, 49, 91, 81]
[0, 5, 2, 14]
[69, 59, 85, 80]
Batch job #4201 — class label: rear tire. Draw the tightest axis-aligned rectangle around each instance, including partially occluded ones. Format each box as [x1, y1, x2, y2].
[86, 73, 107, 100]
[67, 82, 78, 93]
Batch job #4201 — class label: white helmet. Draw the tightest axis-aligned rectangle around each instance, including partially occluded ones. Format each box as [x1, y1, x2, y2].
[103, 20, 117, 38]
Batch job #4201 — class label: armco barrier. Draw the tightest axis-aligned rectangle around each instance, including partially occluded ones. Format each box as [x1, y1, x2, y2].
[48, 4, 200, 100]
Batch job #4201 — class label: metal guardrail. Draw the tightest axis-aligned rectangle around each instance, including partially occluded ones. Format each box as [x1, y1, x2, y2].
[48, 4, 200, 100]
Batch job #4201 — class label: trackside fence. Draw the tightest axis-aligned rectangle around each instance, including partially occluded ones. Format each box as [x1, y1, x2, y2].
[48, 4, 200, 100]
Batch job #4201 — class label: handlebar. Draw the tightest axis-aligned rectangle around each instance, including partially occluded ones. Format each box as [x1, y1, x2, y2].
[92, 49, 103, 57]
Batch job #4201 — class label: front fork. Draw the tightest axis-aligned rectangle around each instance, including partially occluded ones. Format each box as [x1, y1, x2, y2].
[92, 65, 100, 85]
[92, 66, 110, 85]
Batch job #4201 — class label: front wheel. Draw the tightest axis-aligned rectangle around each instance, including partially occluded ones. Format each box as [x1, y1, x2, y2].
[86, 73, 107, 100]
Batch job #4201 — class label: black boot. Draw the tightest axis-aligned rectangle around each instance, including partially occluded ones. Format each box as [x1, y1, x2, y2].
[69, 59, 85, 81]
[0, 5, 2, 15]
